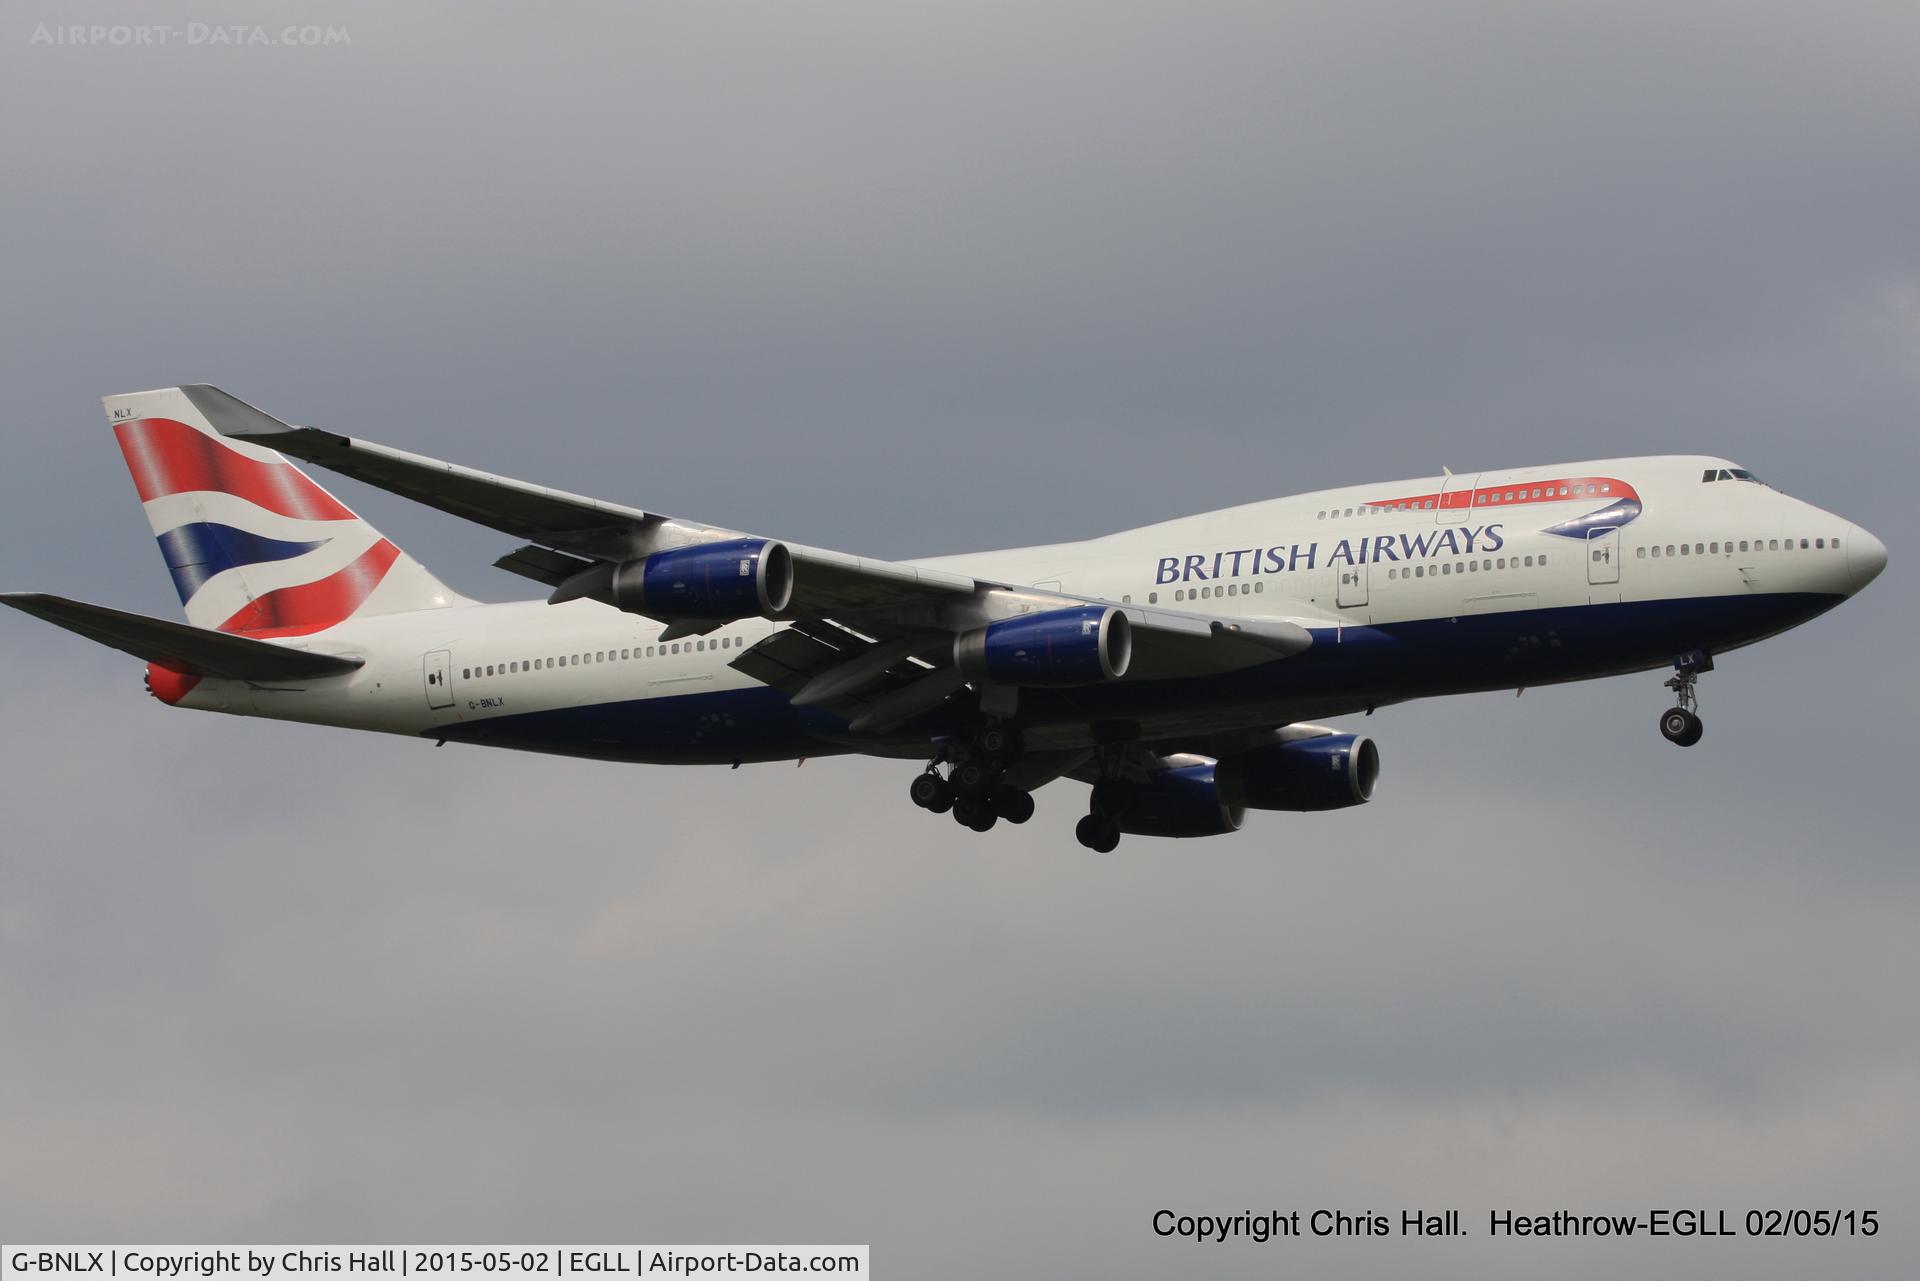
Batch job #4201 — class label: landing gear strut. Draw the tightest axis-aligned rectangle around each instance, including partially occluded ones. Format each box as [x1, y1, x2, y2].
[1659, 651, 1710, 747]
[1076, 750, 1126, 851]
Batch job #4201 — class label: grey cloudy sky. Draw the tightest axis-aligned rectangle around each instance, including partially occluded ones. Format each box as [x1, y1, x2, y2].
[2, 2, 1917, 1276]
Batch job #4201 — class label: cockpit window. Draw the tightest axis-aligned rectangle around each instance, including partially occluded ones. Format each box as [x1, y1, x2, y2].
[1702, 467, 1764, 484]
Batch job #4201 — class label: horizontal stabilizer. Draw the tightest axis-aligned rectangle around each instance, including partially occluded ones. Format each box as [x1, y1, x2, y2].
[1, 593, 364, 681]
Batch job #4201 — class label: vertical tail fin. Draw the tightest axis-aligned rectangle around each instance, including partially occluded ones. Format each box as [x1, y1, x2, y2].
[104, 385, 466, 634]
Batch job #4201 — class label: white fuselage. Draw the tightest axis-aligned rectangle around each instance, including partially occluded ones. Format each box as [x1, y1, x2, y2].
[165, 455, 1881, 763]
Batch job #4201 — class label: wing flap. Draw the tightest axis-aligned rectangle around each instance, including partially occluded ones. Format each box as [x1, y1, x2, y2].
[2, 593, 364, 681]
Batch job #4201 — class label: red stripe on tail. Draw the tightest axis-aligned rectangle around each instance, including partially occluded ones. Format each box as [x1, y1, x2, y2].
[217, 539, 402, 638]
[114, 417, 356, 521]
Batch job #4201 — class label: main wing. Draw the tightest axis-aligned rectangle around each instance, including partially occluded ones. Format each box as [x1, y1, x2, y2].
[184, 384, 1310, 734]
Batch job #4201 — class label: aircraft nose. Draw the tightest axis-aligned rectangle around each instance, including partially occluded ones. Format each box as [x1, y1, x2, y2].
[1846, 524, 1887, 592]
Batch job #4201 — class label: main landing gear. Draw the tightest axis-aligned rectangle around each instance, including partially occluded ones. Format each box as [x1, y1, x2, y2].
[1074, 775, 1125, 852]
[1659, 651, 1711, 747]
[908, 725, 1035, 834]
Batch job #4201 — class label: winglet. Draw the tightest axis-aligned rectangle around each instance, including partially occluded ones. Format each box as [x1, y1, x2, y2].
[179, 383, 304, 442]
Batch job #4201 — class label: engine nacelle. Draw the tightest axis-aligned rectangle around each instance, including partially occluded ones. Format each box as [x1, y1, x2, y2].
[610, 538, 793, 620]
[1110, 762, 1244, 838]
[952, 605, 1131, 686]
[1218, 733, 1379, 812]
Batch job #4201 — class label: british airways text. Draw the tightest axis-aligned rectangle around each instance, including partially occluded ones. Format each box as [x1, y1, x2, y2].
[1155, 523, 1506, 584]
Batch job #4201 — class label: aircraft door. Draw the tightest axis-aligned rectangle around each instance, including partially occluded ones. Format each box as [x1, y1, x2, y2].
[1436, 472, 1481, 523]
[1586, 528, 1620, 585]
[1337, 560, 1369, 608]
[424, 649, 454, 709]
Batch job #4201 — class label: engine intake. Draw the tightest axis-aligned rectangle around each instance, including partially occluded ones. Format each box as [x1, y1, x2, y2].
[953, 605, 1131, 686]
[610, 538, 793, 620]
[1218, 733, 1379, 812]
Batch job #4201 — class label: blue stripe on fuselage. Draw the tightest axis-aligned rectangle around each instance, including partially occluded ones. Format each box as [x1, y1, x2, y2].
[421, 592, 1847, 760]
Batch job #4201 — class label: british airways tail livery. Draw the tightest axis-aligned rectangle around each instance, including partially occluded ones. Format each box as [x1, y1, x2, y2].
[4, 385, 1888, 850]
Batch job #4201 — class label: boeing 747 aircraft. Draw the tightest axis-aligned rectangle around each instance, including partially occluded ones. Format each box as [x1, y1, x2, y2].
[4, 386, 1888, 849]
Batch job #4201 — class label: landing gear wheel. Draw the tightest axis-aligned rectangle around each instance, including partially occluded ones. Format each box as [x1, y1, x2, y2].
[967, 809, 999, 833]
[952, 759, 993, 796]
[909, 772, 953, 812]
[993, 785, 1035, 825]
[1660, 707, 1704, 747]
[1076, 814, 1121, 852]
[976, 724, 1020, 761]
[952, 795, 989, 827]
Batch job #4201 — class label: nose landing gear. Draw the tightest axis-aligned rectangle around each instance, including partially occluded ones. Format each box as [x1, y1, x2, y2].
[1659, 651, 1711, 747]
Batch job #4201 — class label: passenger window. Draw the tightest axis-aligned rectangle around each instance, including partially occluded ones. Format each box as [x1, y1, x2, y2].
[1122, 595, 1132, 604]
[1695, 544, 1704, 555]
[1680, 544, 1689, 555]
[1637, 547, 1646, 558]
[1524, 556, 1534, 567]
[1148, 592, 1158, 604]
[1815, 538, 1824, 549]
[1739, 541, 1748, 552]
[1468, 561, 1478, 572]
[1254, 582, 1264, 593]
[1769, 539, 1778, 550]
[1497, 557, 1506, 569]
[1442, 563, 1451, 574]
[461, 668, 471, 679]
[1539, 554, 1547, 566]
[1799, 538, 1809, 549]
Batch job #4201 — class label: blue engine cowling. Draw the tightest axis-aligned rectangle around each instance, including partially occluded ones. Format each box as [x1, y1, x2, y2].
[1110, 761, 1244, 838]
[952, 605, 1131, 686]
[1217, 734, 1379, 811]
[611, 538, 794, 619]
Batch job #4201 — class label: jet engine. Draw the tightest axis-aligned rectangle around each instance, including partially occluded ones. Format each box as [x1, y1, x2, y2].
[953, 605, 1131, 686]
[1217, 733, 1379, 812]
[1107, 761, 1244, 837]
[609, 538, 793, 620]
